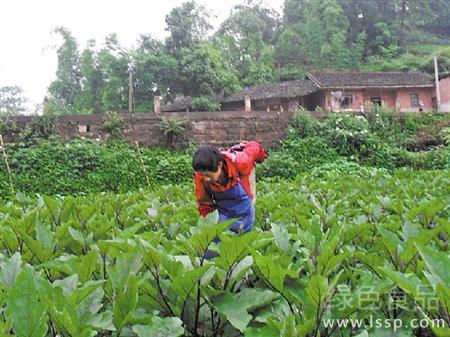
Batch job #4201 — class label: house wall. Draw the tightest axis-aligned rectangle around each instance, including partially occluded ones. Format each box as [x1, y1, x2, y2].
[439, 77, 450, 112]
[253, 98, 285, 112]
[361, 89, 396, 112]
[223, 98, 304, 112]
[319, 88, 434, 113]
[221, 101, 245, 111]
[326, 90, 365, 112]
[396, 88, 434, 112]
[307, 91, 326, 111]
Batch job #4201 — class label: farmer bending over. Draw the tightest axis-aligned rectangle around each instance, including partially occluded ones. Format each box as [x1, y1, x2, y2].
[192, 141, 267, 234]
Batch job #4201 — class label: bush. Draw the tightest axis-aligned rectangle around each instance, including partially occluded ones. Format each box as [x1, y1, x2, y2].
[290, 111, 320, 138]
[366, 106, 398, 135]
[322, 113, 379, 156]
[258, 130, 339, 179]
[154, 155, 193, 184]
[0, 118, 18, 136]
[19, 114, 58, 144]
[191, 96, 221, 111]
[159, 117, 188, 148]
[102, 112, 124, 139]
[0, 139, 194, 197]
[257, 151, 301, 179]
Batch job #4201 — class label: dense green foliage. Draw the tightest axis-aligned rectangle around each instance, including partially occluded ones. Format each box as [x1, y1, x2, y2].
[0, 140, 193, 198]
[24, 0, 448, 115]
[0, 164, 448, 336]
[191, 96, 221, 112]
[1, 111, 448, 198]
[259, 110, 450, 178]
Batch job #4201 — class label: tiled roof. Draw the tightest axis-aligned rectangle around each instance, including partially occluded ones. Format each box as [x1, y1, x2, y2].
[220, 80, 319, 103]
[307, 71, 434, 88]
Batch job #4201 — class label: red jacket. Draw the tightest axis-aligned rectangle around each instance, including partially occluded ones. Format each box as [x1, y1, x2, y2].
[194, 141, 267, 217]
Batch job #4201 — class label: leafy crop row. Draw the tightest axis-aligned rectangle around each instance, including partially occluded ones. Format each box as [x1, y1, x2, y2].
[0, 164, 448, 336]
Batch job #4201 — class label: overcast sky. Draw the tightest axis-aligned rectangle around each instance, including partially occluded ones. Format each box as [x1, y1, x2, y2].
[0, 0, 284, 112]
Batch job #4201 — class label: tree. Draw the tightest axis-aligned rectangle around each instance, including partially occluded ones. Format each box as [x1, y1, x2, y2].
[97, 34, 130, 113]
[78, 39, 104, 113]
[132, 50, 178, 112]
[283, 0, 308, 24]
[215, 1, 280, 85]
[319, 1, 352, 69]
[276, 23, 305, 79]
[136, 33, 165, 55]
[165, 1, 212, 56]
[178, 42, 240, 97]
[0, 86, 28, 115]
[278, 0, 365, 71]
[48, 27, 82, 113]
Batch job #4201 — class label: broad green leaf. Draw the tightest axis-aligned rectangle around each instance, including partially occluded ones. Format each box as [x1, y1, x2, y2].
[35, 220, 56, 251]
[305, 274, 330, 309]
[214, 288, 279, 332]
[143, 245, 161, 270]
[6, 265, 48, 337]
[229, 255, 254, 287]
[280, 314, 297, 337]
[380, 267, 423, 297]
[415, 243, 450, 287]
[53, 274, 78, 296]
[171, 264, 211, 301]
[0, 252, 22, 287]
[435, 284, 450, 314]
[10, 226, 53, 262]
[187, 218, 234, 257]
[68, 226, 86, 245]
[297, 318, 316, 337]
[108, 250, 143, 292]
[132, 317, 184, 337]
[69, 280, 105, 306]
[402, 221, 421, 241]
[76, 249, 100, 283]
[271, 223, 299, 256]
[332, 278, 393, 318]
[42, 254, 78, 275]
[76, 285, 104, 321]
[88, 311, 115, 331]
[197, 210, 219, 227]
[244, 324, 279, 337]
[112, 275, 139, 331]
[216, 231, 257, 270]
[253, 252, 297, 292]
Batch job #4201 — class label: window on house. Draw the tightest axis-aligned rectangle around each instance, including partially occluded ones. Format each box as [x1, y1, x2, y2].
[341, 95, 353, 109]
[371, 96, 381, 106]
[410, 94, 419, 107]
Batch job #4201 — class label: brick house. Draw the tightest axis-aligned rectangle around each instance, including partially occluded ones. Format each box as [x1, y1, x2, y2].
[219, 80, 319, 112]
[159, 71, 439, 113]
[306, 72, 436, 113]
[159, 80, 319, 113]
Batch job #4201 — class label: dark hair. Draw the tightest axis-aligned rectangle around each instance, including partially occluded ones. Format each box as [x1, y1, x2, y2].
[192, 145, 224, 172]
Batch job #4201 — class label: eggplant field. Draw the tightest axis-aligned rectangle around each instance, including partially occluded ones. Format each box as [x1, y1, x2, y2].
[0, 163, 448, 337]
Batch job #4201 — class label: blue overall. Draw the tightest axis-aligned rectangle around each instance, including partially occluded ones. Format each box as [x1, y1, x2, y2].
[212, 179, 255, 234]
[204, 179, 254, 259]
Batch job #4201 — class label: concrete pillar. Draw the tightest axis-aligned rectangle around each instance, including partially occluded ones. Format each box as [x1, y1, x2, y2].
[154, 96, 161, 114]
[244, 95, 251, 112]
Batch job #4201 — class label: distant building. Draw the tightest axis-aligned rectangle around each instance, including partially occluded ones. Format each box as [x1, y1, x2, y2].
[160, 71, 441, 113]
